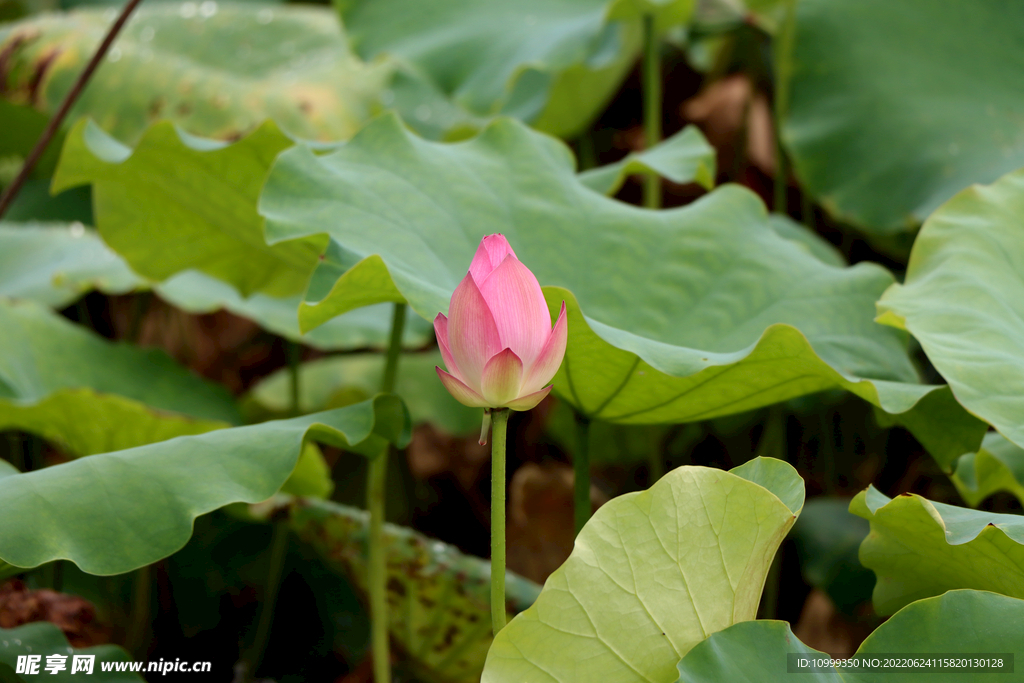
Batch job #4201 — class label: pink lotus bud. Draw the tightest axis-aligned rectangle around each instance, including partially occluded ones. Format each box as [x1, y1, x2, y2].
[434, 234, 567, 411]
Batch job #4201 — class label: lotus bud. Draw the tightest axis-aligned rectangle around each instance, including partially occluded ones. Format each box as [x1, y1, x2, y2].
[434, 234, 567, 412]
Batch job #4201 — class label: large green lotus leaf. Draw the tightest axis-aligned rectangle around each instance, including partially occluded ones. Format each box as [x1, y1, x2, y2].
[850, 486, 1024, 616]
[259, 115, 983, 461]
[279, 496, 538, 683]
[0, 223, 430, 349]
[337, 0, 675, 138]
[877, 168, 1024, 451]
[52, 119, 324, 297]
[578, 124, 715, 195]
[952, 432, 1024, 508]
[154, 270, 433, 351]
[246, 351, 479, 436]
[0, 223, 138, 307]
[768, 213, 845, 267]
[0, 4, 389, 145]
[0, 299, 240, 455]
[279, 442, 334, 499]
[0, 397, 410, 575]
[870, 385, 989, 472]
[0, 622, 141, 682]
[781, 0, 1024, 234]
[480, 458, 803, 683]
[675, 590, 1023, 683]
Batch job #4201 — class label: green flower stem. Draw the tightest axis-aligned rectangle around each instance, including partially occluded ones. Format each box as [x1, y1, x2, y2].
[758, 545, 784, 619]
[648, 451, 664, 485]
[773, 0, 798, 214]
[577, 132, 597, 172]
[755, 406, 787, 620]
[490, 407, 510, 634]
[773, 121, 787, 214]
[127, 292, 150, 343]
[573, 413, 591, 537]
[7, 432, 24, 472]
[368, 302, 406, 683]
[287, 340, 302, 416]
[801, 188, 814, 230]
[126, 564, 152, 656]
[243, 339, 306, 679]
[366, 448, 390, 683]
[248, 522, 289, 677]
[642, 13, 662, 209]
[380, 303, 407, 395]
[49, 561, 63, 592]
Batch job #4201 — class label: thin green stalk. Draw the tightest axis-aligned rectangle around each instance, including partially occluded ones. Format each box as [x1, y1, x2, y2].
[23, 436, 40, 472]
[51, 561, 63, 592]
[573, 413, 591, 537]
[759, 405, 788, 462]
[731, 94, 752, 183]
[380, 303, 407, 395]
[126, 564, 151, 656]
[577, 132, 597, 172]
[758, 546, 784, 619]
[642, 13, 662, 209]
[490, 408, 510, 634]
[801, 189, 814, 229]
[7, 432, 24, 472]
[75, 299, 94, 331]
[757, 407, 793, 619]
[773, 123, 787, 214]
[127, 292, 150, 343]
[287, 341, 302, 417]
[367, 449, 390, 683]
[648, 451, 664, 486]
[367, 302, 406, 683]
[773, 0, 798, 215]
[248, 522, 288, 678]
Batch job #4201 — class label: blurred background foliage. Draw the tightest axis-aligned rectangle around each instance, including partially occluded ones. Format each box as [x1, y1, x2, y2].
[2, 0, 1022, 680]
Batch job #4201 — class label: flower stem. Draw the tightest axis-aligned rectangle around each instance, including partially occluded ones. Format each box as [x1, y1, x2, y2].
[248, 522, 288, 677]
[490, 407, 510, 634]
[287, 340, 302, 416]
[368, 302, 406, 683]
[366, 447, 391, 683]
[380, 303, 407, 394]
[126, 564, 152, 657]
[573, 412, 591, 537]
[773, 0, 798, 215]
[642, 13, 662, 209]
[648, 451, 664, 486]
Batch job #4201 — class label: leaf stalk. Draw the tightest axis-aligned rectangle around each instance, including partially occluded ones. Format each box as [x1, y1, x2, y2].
[573, 412, 591, 537]
[642, 13, 662, 209]
[367, 301, 406, 682]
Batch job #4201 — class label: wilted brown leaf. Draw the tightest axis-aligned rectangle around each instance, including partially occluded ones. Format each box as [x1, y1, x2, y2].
[506, 463, 607, 584]
[0, 579, 109, 647]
